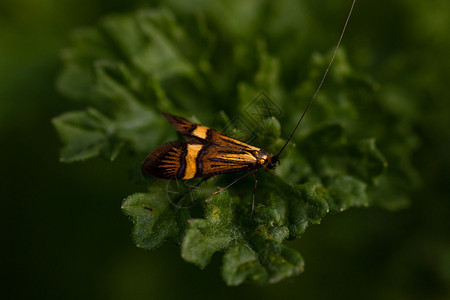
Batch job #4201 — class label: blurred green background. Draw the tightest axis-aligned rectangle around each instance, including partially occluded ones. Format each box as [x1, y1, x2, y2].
[2, 0, 449, 299]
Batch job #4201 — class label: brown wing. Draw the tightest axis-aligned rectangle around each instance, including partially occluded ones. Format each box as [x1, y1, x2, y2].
[162, 113, 201, 139]
[142, 113, 268, 180]
[142, 141, 187, 179]
[162, 112, 261, 151]
[196, 143, 261, 178]
[142, 141, 263, 180]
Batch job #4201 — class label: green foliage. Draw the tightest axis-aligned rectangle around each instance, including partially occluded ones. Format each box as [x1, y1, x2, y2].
[53, 3, 419, 285]
[122, 183, 190, 249]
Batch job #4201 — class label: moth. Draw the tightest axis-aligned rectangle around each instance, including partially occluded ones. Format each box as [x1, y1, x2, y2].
[142, 112, 278, 179]
[141, 0, 356, 209]
[141, 112, 278, 210]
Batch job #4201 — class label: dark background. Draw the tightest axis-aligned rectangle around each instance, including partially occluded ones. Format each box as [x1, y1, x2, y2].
[2, 0, 449, 299]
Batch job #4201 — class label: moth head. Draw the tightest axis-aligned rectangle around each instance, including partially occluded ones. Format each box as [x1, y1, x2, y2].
[265, 154, 279, 170]
[256, 150, 279, 170]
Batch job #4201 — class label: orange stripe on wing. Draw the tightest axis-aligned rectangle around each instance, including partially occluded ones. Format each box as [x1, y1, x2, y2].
[183, 144, 203, 179]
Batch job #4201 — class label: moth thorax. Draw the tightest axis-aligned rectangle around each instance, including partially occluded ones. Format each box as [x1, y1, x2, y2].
[255, 150, 277, 170]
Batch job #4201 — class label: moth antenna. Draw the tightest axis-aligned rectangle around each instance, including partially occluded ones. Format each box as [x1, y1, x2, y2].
[250, 172, 258, 218]
[275, 0, 356, 158]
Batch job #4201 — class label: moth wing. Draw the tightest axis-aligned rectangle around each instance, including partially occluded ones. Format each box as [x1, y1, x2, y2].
[142, 141, 262, 180]
[142, 141, 187, 179]
[162, 113, 261, 153]
[144, 113, 266, 179]
[162, 113, 208, 142]
[197, 143, 260, 177]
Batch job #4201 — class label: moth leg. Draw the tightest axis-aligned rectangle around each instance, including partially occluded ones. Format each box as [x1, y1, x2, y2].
[251, 172, 258, 218]
[211, 169, 258, 196]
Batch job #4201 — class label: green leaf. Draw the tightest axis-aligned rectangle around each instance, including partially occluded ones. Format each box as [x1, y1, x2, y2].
[262, 176, 329, 239]
[300, 123, 387, 185]
[248, 205, 305, 284]
[131, 9, 199, 81]
[260, 244, 304, 284]
[181, 192, 235, 269]
[222, 244, 268, 286]
[52, 108, 123, 162]
[326, 175, 369, 212]
[181, 190, 305, 285]
[121, 183, 190, 249]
